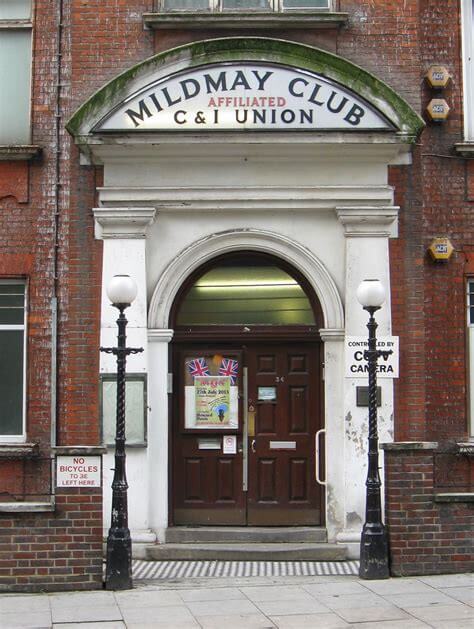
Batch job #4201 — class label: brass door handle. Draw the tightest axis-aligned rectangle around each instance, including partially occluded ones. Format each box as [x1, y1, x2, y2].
[250, 439, 256, 453]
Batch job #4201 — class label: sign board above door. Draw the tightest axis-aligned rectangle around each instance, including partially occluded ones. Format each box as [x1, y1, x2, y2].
[93, 63, 393, 133]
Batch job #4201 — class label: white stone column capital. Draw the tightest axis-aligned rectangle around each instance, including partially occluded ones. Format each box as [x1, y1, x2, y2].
[336, 206, 399, 238]
[93, 207, 156, 239]
[319, 328, 345, 342]
[148, 329, 174, 344]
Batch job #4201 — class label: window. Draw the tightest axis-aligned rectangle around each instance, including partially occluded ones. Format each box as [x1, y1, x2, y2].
[177, 260, 316, 326]
[160, 0, 331, 10]
[468, 280, 474, 437]
[100, 374, 147, 446]
[462, 0, 474, 140]
[0, 282, 26, 442]
[0, 1, 32, 144]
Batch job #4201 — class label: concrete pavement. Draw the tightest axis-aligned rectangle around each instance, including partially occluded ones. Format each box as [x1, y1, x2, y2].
[0, 571, 472, 628]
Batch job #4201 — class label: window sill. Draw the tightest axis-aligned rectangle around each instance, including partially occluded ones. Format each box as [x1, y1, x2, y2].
[0, 20, 32, 29]
[0, 443, 40, 459]
[143, 11, 348, 30]
[0, 498, 55, 513]
[0, 145, 41, 161]
[458, 441, 474, 456]
[454, 142, 474, 158]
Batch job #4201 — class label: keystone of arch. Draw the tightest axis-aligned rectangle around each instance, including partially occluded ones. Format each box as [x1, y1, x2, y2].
[67, 37, 424, 141]
[148, 229, 344, 331]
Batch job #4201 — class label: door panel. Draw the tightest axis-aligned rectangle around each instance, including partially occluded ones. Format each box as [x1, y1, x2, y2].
[173, 348, 245, 525]
[247, 344, 321, 525]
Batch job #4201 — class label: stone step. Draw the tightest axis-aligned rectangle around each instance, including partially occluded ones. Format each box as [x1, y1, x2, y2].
[165, 526, 327, 544]
[145, 542, 348, 562]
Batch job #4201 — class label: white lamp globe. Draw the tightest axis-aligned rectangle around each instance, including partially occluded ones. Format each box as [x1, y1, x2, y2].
[106, 275, 138, 305]
[356, 279, 386, 308]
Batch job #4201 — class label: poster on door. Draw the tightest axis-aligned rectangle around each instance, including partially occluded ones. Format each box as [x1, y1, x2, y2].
[184, 354, 239, 430]
[195, 376, 231, 426]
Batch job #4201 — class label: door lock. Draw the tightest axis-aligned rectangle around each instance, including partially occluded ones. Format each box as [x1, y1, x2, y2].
[250, 439, 256, 453]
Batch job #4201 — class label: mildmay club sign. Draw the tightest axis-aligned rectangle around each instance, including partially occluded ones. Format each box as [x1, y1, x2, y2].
[94, 63, 392, 132]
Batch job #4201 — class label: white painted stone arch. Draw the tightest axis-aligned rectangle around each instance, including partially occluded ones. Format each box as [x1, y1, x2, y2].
[148, 228, 344, 331]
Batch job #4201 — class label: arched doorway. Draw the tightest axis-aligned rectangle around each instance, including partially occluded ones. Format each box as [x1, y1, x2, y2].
[170, 252, 324, 526]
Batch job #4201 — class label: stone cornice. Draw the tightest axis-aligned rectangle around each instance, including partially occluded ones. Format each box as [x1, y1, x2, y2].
[143, 11, 349, 30]
[97, 185, 395, 212]
[93, 207, 156, 239]
[336, 206, 399, 238]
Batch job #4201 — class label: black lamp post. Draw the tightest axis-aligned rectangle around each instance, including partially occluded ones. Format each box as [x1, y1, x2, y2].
[100, 274, 143, 590]
[356, 279, 393, 580]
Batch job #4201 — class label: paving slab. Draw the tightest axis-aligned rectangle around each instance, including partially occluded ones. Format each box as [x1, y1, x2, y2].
[346, 620, 430, 629]
[253, 597, 330, 616]
[0, 610, 51, 628]
[438, 586, 474, 605]
[426, 620, 474, 629]
[54, 624, 126, 629]
[315, 592, 391, 610]
[406, 603, 474, 624]
[335, 603, 411, 624]
[302, 581, 368, 596]
[417, 573, 474, 588]
[178, 586, 246, 602]
[114, 589, 183, 608]
[359, 578, 436, 596]
[186, 598, 261, 617]
[121, 604, 196, 624]
[126, 622, 200, 629]
[50, 591, 115, 608]
[196, 613, 276, 628]
[241, 585, 317, 602]
[51, 604, 122, 624]
[0, 595, 50, 613]
[269, 612, 350, 628]
[382, 590, 464, 609]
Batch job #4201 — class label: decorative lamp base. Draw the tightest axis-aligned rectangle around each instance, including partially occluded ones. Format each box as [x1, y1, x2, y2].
[359, 523, 390, 580]
[104, 531, 132, 590]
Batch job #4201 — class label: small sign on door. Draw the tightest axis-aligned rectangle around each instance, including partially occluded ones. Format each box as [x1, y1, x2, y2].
[258, 386, 277, 401]
[223, 435, 237, 454]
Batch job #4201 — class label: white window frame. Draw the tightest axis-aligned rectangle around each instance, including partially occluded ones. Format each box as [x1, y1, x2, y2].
[468, 279, 474, 437]
[0, 280, 27, 443]
[159, 0, 332, 11]
[461, 0, 474, 140]
[0, 1, 33, 145]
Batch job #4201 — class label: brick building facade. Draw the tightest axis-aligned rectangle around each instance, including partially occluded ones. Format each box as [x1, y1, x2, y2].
[0, 1, 472, 591]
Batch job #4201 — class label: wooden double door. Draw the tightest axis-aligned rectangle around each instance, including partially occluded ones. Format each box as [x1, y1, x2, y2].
[172, 342, 323, 526]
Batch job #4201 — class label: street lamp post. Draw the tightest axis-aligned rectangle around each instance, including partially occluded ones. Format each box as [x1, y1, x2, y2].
[356, 279, 393, 580]
[100, 275, 143, 590]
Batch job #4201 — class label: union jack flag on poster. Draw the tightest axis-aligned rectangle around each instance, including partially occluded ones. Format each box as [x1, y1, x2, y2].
[187, 357, 210, 378]
[219, 358, 239, 385]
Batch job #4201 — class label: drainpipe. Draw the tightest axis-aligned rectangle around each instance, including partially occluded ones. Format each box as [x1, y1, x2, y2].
[50, 0, 64, 486]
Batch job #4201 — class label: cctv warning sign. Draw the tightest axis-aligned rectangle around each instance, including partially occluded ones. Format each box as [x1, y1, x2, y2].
[345, 336, 399, 379]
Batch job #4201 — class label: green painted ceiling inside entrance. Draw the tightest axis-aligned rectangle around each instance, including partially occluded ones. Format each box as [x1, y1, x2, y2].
[177, 265, 315, 326]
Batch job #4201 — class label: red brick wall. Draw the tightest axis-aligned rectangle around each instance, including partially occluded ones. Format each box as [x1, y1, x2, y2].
[384, 445, 474, 576]
[0, 489, 103, 592]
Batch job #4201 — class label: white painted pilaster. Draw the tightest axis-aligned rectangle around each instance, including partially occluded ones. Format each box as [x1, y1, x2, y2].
[94, 207, 156, 538]
[336, 206, 398, 557]
[147, 329, 173, 542]
[319, 328, 345, 545]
